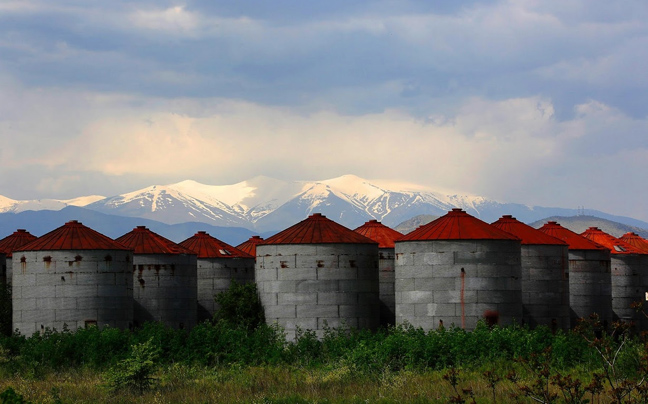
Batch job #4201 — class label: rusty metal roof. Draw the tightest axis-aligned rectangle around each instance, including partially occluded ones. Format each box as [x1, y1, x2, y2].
[619, 233, 648, 254]
[580, 227, 645, 255]
[236, 235, 264, 257]
[537, 222, 610, 251]
[491, 215, 567, 246]
[179, 231, 252, 258]
[398, 209, 520, 241]
[0, 229, 38, 257]
[116, 226, 196, 255]
[262, 213, 378, 245]
[354, 220, 404, 248]
[17, 221, 131, 251]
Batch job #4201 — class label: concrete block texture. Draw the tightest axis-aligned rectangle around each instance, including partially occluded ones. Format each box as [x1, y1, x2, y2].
[257, 243, 379, 340]
[12, 249, 133, 336]
[519, 244, 570, 330]
[395, 239, 522, 331]
[132, 254, 198, 330]
[568, 254, 613, 327]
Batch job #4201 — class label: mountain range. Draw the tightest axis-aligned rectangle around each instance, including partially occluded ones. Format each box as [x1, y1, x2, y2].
[0, 175, 646, 242]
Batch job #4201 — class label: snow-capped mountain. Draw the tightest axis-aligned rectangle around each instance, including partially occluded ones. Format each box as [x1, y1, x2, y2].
[2, 175, 647, 233]
[0, 194, 105, 214]
[84, 175, 494, 231]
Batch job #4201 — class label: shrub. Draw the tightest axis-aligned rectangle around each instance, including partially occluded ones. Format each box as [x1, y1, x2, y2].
[214, 281, 265, 331]
[105, 338, 160, 394]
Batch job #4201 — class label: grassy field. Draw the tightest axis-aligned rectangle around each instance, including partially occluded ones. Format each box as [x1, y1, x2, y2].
[0, 364, 605, 403]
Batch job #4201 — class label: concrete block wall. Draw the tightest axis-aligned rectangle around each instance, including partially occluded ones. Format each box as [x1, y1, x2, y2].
[132, 254, 197, 329]
[379, 248, 395, 327]
[610, 254, 648, 330]
[521, 244, 570, 330]
[197, 257, 255, 322]
[12, 249, 133, 336]
[395, 240, 522, 331]
[256, 243, 379, 340]
[568, 249, 612, 327]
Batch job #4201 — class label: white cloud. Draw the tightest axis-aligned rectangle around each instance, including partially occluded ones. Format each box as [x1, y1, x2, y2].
[129, 5, 200, 34]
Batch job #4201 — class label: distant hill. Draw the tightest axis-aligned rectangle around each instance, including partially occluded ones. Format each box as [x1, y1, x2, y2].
[394, 215, 439, 235]
[529, 215, 648, 238]
[0, 206, 269, 246]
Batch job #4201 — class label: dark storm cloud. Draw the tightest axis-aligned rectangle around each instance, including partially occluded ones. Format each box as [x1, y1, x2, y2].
[1, 1, 646, 118]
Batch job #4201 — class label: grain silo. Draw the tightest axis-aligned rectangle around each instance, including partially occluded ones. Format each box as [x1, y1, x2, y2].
[580, 227, 648, 329]
[395, 209, 522, 331]
[179, 231, 254, 322]
[236, 236, 265, 259]
[13, 221, 133, 336]
[256, 213, 380, 340]
[491, 215, 570, 330]
[538, 222, 612, 327]
[116, 226, 198, 330]
[619, 233, 648, 254]
[0, 229, 37, 286]
[354, 220, 404, 327]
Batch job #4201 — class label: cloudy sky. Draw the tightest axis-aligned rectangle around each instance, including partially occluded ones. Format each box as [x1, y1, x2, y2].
[1, 1, 647, 220]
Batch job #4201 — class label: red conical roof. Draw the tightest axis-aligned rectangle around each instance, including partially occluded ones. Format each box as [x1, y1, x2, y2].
[398, 209, 520, 241]
[236, 235, 264, 257]
[116, 226, 196, 255]
[354, 220, 403, 248]
[17, 221, 130, 251]
[580, 227, 645, 255]
[180, 231, 252, 258]
[491, 215, 567, 246]
[262, 213, 377, 245]
[538, 222, 609, 251]
[0, 229, 38, 257]
[619, 233, 648, 254]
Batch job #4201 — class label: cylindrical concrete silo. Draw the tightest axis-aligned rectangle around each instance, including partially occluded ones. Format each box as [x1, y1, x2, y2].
[395, 209, 522, 331]
[0, 229, 37, 286]
[116, 226, 197, 330]
[180, 231, 255, 322]
[236, 236, 265, 259]
[581, 227, 648, 330]
[256, 213, 380, 340]
[492, 215, 570, 331]
[354, 220, 403, 327]
[538, 222, 612, 328]
[13, 221, 133, 336]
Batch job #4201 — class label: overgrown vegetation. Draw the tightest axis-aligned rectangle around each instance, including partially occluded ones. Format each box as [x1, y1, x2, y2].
[0, 284, 645, 402]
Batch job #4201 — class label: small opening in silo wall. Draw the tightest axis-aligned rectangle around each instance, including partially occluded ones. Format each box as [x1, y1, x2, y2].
[75, 255, 82, 262]
[280, 261, 289, 268]
[104, 255, 112, 262]
[43, 256, 51, 263]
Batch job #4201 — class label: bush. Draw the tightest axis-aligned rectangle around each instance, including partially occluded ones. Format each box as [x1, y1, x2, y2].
[214, 281, 265, 331]
[105, 338, 160, 394]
